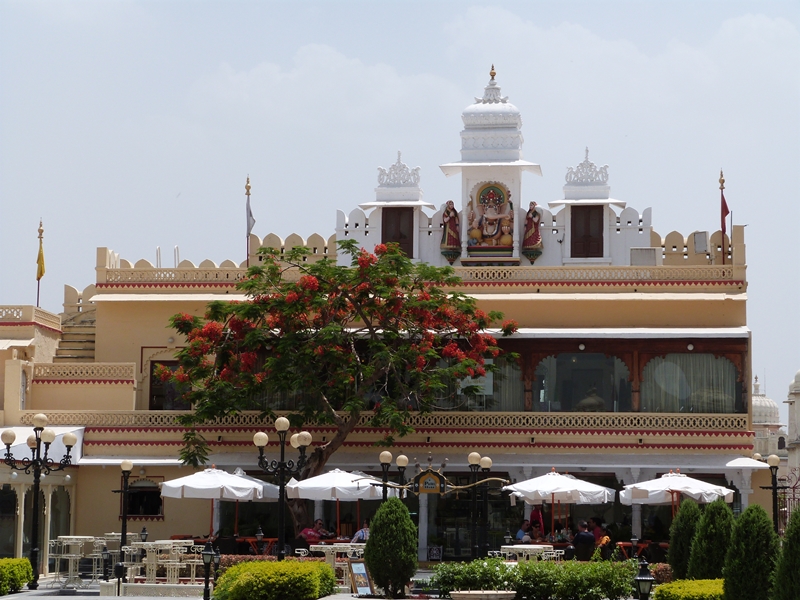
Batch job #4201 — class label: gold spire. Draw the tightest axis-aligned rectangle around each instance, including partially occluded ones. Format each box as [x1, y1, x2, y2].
[719, 170, 725, 191]
[490, 64, 496, 80]
[36, 219, 45, 282]
[245, 176, 251, 196]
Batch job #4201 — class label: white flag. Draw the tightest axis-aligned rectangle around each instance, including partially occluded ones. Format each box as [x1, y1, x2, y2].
[246, 196, 256, 237]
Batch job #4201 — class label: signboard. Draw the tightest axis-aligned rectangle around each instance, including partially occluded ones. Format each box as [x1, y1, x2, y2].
[412, 470, 445, 495]
[349, 559, 373, 596]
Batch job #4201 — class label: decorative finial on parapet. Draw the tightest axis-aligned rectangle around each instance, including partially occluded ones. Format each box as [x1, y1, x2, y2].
[490, 64, 496, 80]
[245, 176, 251, 196]
[719, 170, 725, 191]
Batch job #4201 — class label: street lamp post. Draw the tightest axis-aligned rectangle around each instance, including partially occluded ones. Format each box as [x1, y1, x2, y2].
[633, 556, 655, 600]
[480, 456, 492, 557]
[255, 525, 264, 554]
[378, 451, 409, 501]
[1, 413, 77, 590]
[117, 459, 133, 582]
[468, 452, 481, 560]
[253, 417, 312, 561]
[201, 541, 214, 600]
[766, 454, 781, 534]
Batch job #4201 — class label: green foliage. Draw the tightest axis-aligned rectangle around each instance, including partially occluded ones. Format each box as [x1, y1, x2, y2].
[430, 557, 636, 600]
[0, 558, 33, 595]
[212, 560, 335, 600]
[167, 241, 516, 467]
[687, 499, 734, 580]
[668, 499, 702, 580]
[654, 579, 723, 600]
[770, 507, 800, 600]
[214, 553, 326, 578]
[365, 497, 418, 598]
[722, 504, 778, 600]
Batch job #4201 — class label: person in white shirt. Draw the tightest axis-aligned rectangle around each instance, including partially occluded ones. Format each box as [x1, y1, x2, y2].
[351, 518, 370, 543]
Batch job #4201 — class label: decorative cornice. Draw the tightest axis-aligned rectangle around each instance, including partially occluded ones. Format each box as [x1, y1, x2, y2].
[377, 152, 420, 187]
[565, 148, 609, 185]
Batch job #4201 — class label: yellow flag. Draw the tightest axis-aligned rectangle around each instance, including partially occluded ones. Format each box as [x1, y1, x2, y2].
[36, 221, 45, 281]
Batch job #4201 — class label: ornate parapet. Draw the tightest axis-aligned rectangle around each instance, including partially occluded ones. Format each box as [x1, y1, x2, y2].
[21, 409, 747, 432]
[452, 264, 746, 290]
[32, 363, 136, 383]
[0, 306, 61, 332]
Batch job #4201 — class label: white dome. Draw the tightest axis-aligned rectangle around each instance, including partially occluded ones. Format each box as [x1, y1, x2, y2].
[459, 66, 524, 162]
[752, 377, 781, 425]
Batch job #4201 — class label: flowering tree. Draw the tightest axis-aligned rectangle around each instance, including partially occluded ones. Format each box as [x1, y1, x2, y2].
[162, 240, 516, 523]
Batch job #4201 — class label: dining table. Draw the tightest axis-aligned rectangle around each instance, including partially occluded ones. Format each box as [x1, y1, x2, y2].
[308, 542, 364, 588]
[130, 539, 196, 584]
[616, 540, 650, 559]
[499, 543, 554, 561]
[57, 536, 96, 588]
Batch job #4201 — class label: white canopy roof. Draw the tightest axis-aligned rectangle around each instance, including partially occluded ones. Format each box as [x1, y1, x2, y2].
[619, 471, 734, 505]
[286, 468, 396, 501]
[160, 467, 264, 501]
[503, 469, 615, 504]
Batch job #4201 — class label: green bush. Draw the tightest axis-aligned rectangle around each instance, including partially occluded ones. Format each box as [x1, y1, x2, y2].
[653, 578, 723, 600]
[770, 507, 800, 600]
[365, 497, 418, 598]
[214, 554, 325, 578]
[0, 558, 33, 595]
[687, 499, 734, 580]
[212, 560, 335, 600]
[668, 499, 702, 580]
[723, 504, 778, 600]
[650, 562, 673, 584]
[431, 557, 636, 600]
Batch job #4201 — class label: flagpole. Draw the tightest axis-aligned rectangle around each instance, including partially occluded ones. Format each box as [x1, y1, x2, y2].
[719, 170, 728, 266]
[245, 176, 253, 268]
[36, 220, 45, 307]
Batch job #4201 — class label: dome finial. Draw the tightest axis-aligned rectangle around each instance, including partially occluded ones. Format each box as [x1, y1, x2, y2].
[719, 169, 725, 191]
[490, 64, 496, 80]
[245, 175, 251, 197]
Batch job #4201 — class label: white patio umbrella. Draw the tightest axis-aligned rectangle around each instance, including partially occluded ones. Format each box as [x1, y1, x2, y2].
[503, 468, 616, 505]
[161, 467, 265, 536]
[286, 469, 398, 536]
[503, 468, 615, 535]
[286, 469, 396, 500]
[619, 470, 734, 515]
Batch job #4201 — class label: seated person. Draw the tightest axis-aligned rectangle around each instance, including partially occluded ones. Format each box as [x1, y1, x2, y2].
[529, 522, 545, 542]
[515, 519, 531, 541]
[351, 518, 370, 543]
[299, 519, 332, 543]
[573, 520, 596, 561]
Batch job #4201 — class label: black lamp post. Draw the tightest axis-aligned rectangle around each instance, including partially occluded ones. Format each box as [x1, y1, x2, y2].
[631, 536, 639, 559]
[101, 546, 111, 581]
[468, 452, 481, 560]
[480, 456, 492, 557]
[140, 526, 148, 542]
[633, 556, 655, 600]
[213, 547, 221, 582]
[397, 454, 408, 499]
[201, 541, 214, 600]
[253, 417, 312, 561]
[116, 459, 133, 583]
[767, 454, 782, 534]
[1, 413, 77, 590]
[255, 525, 264, 554]
[378, 451, 408, 501]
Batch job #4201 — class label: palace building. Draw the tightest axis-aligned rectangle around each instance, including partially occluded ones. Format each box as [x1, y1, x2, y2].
[0, 68, 773, 566]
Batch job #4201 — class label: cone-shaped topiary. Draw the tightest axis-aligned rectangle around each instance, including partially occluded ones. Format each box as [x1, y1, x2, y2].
[667, 498, 701, 580]
[365, 497, 418, 598]
[687, 499, 734, 579]
[771, 507, 800, 600]
[723, 504, 778, 600]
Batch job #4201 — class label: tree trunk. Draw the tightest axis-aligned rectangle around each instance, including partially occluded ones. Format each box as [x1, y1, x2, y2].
[285, 409, 361, 536]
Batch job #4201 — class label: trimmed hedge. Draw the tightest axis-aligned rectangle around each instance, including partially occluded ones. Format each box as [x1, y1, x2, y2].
[365, 497, 418, 599]
[653, 578, 723, 600]
[215, 554, 326, 579]
[772, 507, 800, 600]
[212, 560, 336, 600]
[722, 504, 778, 600]
[0, 558, 32, 595]
[687, 499, 733, 580]
[668, 499, 701, 580]
[430, 557, 637, 600]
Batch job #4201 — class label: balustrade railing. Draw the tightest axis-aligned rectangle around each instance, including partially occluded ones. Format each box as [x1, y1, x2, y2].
[0, 306, 61, 330]
[32, 363, 136, 382]
[18, 410, 748, 431]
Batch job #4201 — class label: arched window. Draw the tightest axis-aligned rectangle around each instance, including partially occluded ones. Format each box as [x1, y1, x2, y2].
[778, 436, 786, 450]
[533, 353, 631, 412]
[641, 353, 738, 413]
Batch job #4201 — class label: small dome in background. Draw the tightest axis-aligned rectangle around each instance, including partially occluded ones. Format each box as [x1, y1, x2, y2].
[752, 376, 781, 425]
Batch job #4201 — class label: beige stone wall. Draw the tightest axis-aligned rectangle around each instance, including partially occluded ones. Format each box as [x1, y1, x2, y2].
[29, 382, 135, 412]
[73, 466, 211, 540]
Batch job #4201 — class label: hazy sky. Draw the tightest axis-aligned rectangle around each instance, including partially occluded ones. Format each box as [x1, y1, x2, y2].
[1, 1, 798, 422]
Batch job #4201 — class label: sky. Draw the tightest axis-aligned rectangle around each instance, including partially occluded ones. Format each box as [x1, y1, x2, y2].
[1, 0, 798, 423]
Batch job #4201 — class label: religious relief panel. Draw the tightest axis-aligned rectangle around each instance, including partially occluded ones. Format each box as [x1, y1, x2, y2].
[440, 200, 461, 264]
[467, 183, 514, 259]
[521, 201, 543, 264]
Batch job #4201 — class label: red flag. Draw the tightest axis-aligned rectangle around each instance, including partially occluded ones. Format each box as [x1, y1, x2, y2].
[721, 190, 730, 236]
